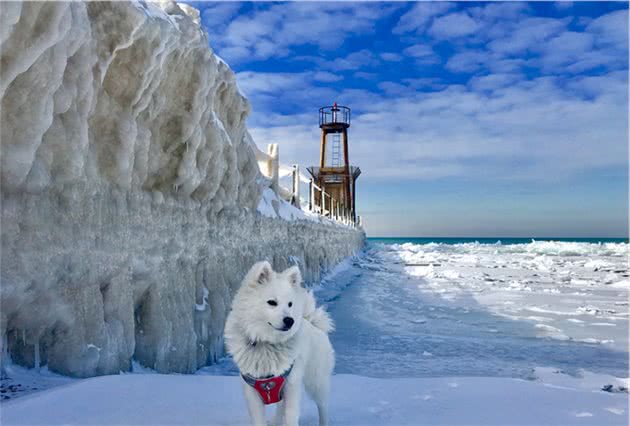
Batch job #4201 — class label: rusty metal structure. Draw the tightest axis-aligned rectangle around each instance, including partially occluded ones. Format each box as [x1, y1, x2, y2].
[307, 103, 361, 222]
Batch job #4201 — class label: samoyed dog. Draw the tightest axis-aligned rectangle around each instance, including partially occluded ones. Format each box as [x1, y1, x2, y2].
[224, 261, 335, 426]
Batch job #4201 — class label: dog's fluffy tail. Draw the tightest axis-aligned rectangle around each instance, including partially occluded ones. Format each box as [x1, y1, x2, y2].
[303, 290, 334, 333]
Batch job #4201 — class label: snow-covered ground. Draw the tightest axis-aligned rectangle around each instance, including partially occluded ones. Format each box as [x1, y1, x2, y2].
[1, 368, 627, 425]
[1, 240, 628, 425]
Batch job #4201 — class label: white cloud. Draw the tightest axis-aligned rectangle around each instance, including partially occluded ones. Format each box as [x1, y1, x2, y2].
[203, 1, 628, 235]
[380, 52, 403, 62]
[232, 70, 348, 128]
[204, 2, 398, 63]
[235, 72, 309, 97]
[487, 17, 569, 55]
[214, 3, 628, 185]
[403, 78, 447, 90]
[402, 44, 434, 58]
[469, 2, 529, 20]
[429, 12, 481, 39]
[399, 4, 613, 76]
[326, 49, 378, 71]
[487, 58, 525, 74]
[377, 81, 408, 95]
[526, 11, 627, 74]
[445, 51, 489, 73]
[289, 50, 378, 72]
[438, 6, 626, 76]
[468, 74, 521, 91]
[546, 31, 594, 54]
[248, 72, 628, 184]
[586, 9, 628, 49]
[354, 71, 377, 80]
[401, 44, 439, 65]
[313, 71, 343, 83]
[394, 2, 454, 34]
[200, 2, 242, 33]
[536, 31, 594, 70]
[554, 2, 574, 11]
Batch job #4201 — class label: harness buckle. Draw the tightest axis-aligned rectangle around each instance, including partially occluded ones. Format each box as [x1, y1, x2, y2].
[241, 364, 294, 405]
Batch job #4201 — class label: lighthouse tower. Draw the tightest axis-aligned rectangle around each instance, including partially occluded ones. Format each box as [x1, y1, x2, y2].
[307, 103, 361, 223]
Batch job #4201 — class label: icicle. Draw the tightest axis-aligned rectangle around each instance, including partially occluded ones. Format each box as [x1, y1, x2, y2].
[2, 331, 8, 362]
[1, 332, 7, 380]
[34, 341, 40, 371]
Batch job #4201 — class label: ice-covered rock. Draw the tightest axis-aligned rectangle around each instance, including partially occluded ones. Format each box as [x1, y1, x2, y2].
[0, 2, 364, 377]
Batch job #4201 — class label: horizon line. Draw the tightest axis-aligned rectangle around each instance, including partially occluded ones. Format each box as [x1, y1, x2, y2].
[366, 236, 630, 240]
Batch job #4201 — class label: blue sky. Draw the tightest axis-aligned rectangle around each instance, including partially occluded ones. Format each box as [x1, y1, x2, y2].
[190, 1, 628, 237]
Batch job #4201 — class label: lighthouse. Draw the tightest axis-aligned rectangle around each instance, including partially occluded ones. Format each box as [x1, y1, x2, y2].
[307, 103, 361, 223]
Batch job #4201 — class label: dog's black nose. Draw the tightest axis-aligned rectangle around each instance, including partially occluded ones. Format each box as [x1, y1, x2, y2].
[283, 317, 294, 329]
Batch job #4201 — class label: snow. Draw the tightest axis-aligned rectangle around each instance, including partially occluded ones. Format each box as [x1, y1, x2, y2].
[0, 364, 75, 402]
[389, 240, 629, 352]
[311, 256, 362, 302]
[257, 188, 279, 218]
[256, 186, 355, 227]
[256, 187, 310, 221]
[328, 241, 628, 379]
[1, 371, 627, 425]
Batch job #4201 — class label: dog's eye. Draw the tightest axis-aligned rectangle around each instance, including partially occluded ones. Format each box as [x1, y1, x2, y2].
[288, 302, 293, 307]
[267, 300, 277, 306]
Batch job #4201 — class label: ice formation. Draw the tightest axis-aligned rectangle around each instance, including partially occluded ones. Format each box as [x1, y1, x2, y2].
[327, 241, 628, 379]
[0, 1, 259, 205]
[0, 1, 364, 377]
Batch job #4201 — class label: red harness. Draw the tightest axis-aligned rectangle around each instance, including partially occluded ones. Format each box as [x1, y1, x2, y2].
[241, 364, 293, 405]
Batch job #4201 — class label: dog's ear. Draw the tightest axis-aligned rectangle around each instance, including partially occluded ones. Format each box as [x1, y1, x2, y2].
[248, 261, 273, 286]
[285, 265, 303, 288]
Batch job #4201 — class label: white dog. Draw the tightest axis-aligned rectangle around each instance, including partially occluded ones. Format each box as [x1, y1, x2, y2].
[224, 261, 335, 426]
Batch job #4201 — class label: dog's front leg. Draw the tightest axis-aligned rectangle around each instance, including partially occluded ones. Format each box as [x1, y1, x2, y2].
[243, 383, 266, 426]
[280, 380, 302, 426]
[272, 401, 284, 426]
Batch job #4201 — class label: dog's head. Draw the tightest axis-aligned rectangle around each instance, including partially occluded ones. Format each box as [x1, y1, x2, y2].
[234, 261, 306, 344]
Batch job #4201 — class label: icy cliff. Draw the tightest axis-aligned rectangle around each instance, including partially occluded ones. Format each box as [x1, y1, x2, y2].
[0, 1, 364, 377]
[1, 1, 259, 205]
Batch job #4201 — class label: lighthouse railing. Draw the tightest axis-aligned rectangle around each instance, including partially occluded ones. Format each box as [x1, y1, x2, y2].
[257, 143, 356, 227]
[319, 105, 351, 127]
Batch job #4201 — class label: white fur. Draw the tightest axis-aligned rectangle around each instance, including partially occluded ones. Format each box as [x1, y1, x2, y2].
[224, 261, 335, 426]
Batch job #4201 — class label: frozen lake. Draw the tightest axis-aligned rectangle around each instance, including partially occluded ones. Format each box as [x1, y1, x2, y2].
[323, 239, 629, 379]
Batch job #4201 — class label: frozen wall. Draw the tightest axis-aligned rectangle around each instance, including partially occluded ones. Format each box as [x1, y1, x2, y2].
[0, 1, 364, 377]
[1, 1, 259, 206]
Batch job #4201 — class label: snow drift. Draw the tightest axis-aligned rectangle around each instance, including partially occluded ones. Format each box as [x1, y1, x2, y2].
[0, 1, 364, 378]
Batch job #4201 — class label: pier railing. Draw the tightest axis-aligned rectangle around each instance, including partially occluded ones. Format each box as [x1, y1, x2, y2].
[254, 143, 360, 227]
